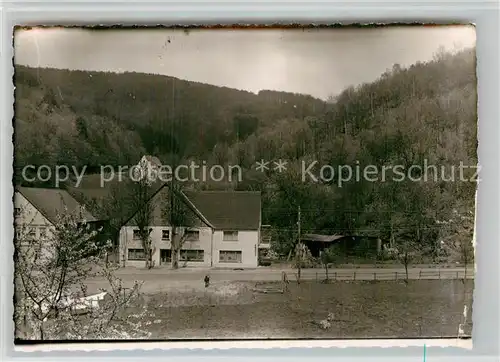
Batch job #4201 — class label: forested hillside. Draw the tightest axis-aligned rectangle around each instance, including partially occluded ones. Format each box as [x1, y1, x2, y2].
[259, 48, 477, 254]
[14, 65, 327, 171]
[13, 47, 477, 256]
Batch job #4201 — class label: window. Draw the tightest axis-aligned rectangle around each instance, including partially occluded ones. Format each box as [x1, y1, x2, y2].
[219, 250, 242, 263]
[38, 226, 48, 239]
[27, 227, 36, 239]
[128, 248, 146, 260]
[180, 249, 204, 262]
[162, 229, 170, 240]
[223, 231, 238, 241]
[133, 230, 141, 240]
[15, 227, 21, 240]
[184, 229, 199, 241]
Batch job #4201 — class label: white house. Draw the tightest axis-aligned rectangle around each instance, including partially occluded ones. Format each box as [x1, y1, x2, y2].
[119, 186, 262, 269]
[14, 187, 98, 260]
[14, 187, 97, 239]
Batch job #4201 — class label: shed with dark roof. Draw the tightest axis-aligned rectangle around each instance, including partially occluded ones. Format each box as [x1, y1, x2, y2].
[300, 234, 383, 258]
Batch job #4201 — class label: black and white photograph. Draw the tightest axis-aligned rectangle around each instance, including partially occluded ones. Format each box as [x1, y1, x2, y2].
[13, 25, 477, 342]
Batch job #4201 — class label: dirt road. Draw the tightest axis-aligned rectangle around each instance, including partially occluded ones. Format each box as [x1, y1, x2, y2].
[84, 266, 473, 294]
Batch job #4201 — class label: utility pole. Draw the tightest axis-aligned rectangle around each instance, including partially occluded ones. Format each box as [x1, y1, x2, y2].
[297, 205, 302, 284]
[170, 77, 177, 269]
[298, 206, 301, 243]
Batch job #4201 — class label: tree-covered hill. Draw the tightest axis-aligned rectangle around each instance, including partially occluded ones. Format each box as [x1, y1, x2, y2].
[252, 48, 477, 254]
[13, 47, 477, 257]
[14, 65, 328, 173]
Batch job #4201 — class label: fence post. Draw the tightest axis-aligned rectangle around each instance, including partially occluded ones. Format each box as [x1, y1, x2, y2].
[395, 272, 398, 280]
[334, 272, 337, 281]
[456, 271, 459, 279]
[419, 270, 422, 279]
[354, 271, 356, 281]
[373, 272, 376, 281]
[439, 270, 441, 280]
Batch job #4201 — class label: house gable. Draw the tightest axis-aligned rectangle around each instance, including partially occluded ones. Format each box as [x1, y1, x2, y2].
[118, 187, 262, 269]
[14, 192, 53, 227]
[15, 187, 96, 225]
[123, 188, 262, 231]
[124, 185, 212, 228]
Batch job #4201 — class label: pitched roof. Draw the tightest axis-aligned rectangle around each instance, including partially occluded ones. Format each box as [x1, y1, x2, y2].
[16, 187, 96, 224]
[122, 184, 214, 228]
[65, 186, 118, 219]
[66, 171, 166, 210]
[183, 191, 261, 230]
[66, 172, 262, 230]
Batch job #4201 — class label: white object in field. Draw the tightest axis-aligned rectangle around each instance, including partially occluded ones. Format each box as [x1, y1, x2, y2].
[39, 292, 108, 315]
[69, 292, 108, 312]
[318, 319, 331, 329]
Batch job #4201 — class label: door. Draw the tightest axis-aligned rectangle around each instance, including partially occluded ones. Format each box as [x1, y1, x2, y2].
[160, 249, 172, 265]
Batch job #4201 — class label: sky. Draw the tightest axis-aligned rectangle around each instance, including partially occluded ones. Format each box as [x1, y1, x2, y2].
[14, 25, 476, 100]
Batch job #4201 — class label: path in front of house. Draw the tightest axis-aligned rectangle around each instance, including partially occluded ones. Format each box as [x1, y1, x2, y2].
[83, 265, 473, 294]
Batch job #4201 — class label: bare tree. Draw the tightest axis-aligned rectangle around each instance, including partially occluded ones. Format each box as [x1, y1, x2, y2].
[67, 181, 134, 264]
[129, 161, 156, 269]
[438, 209, 475, 282]
[387, 240, 422, 283]
[295, 205, 303, 284]
[164, 184, 194, 269]
[320, 245, 343, 283]
[438, 208, 475, 338]
[458, 238, 474, 284]
[14, 206, 143, 340]
[293, 242, 313, 284]
[294, 242, 304, 284]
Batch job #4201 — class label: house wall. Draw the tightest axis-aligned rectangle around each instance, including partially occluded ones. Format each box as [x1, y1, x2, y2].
[120, 226, 214, 268]
[14, 192, 54, 258]
[120, 227, 259, 268]
[14, 192, 53, 230]
[119, 186, 260, 268]
[213, 230, 259, 268]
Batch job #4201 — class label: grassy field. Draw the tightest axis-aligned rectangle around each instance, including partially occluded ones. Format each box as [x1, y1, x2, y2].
[120, 279, 473, 340]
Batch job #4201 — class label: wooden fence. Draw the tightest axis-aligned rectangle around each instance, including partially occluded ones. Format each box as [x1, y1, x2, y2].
[299, 268, 475, 282]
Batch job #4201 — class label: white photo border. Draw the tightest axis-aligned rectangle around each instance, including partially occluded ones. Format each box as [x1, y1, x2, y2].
[1, 0, 498, 361]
